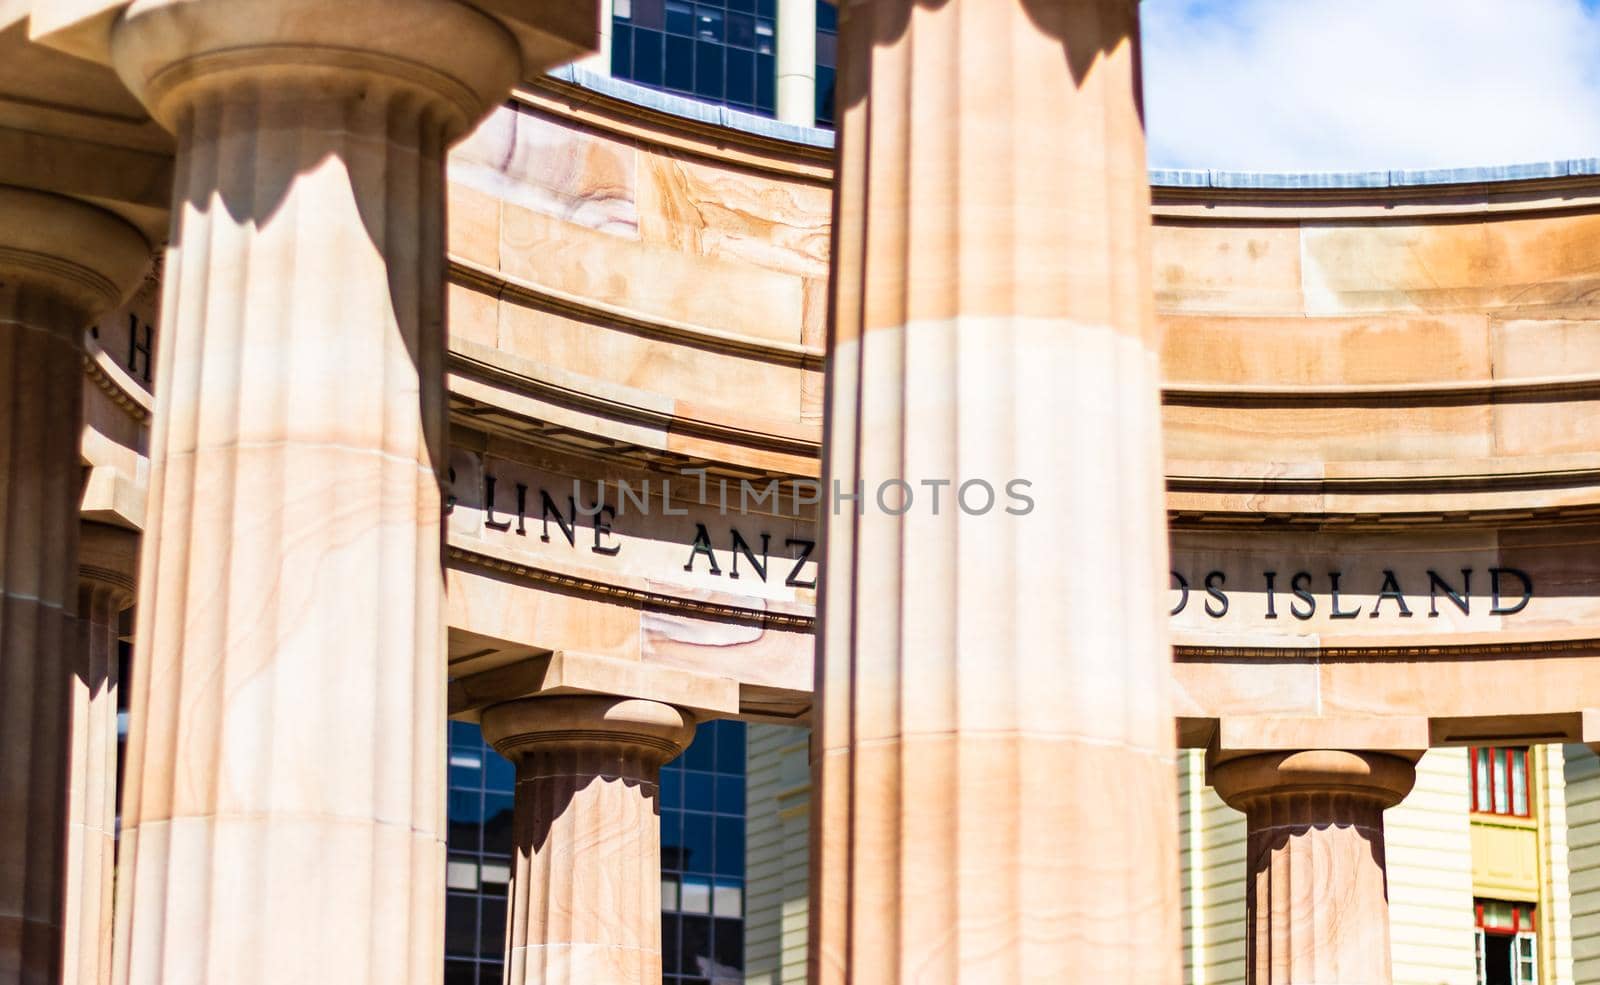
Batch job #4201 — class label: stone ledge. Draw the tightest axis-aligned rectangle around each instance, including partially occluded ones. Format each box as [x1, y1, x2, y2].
[449, 648, 740, 720]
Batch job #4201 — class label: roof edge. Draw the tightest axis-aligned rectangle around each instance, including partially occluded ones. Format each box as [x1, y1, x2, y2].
[546, 67, 1600, 192]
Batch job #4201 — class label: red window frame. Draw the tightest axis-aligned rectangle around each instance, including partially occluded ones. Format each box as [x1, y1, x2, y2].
[1470, 746, 1531, 818]
[1476, 899, 1537, 935]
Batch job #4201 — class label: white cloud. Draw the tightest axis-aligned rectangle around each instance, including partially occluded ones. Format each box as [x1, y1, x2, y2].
[1141, 0, 1600, 171]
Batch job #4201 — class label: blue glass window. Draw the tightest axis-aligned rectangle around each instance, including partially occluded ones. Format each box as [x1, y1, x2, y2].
[815, 0, 837, 127]
[442, 721, 514, 985]
[661, 720, 747, 985]
[614, 0, 777, 116]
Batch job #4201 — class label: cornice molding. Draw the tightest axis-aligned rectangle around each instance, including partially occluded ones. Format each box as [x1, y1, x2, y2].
[446, 347, 821, 461]
[1163, 373, 1600, 406]
[1176, 637, 1600, 661]
[448, 255, 824, 370]
[82, 341, 152, 423]
[446, 545, 817, 631]
[514, 77, 833, 182]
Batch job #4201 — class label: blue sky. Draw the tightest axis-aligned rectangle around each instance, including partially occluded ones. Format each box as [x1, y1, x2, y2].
[1141, 0, 1600, 171]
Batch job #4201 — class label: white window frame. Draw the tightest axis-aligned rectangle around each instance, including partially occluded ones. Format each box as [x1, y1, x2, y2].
[1514, 930, 1538, 985]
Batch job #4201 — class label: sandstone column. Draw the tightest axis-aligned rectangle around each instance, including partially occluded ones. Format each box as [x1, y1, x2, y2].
[63, 524, 138, 985]
[481, 697, 695, 985]
[105, 4, 520, 983]
[1210, 751, 1418, 985]
[0, 188, 147, 985]
[775, 0, 817, 126]
[812, 0, 1178, 981]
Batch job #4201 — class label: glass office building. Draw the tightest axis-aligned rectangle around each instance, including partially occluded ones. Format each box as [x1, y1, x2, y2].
[610, 0, 837, 124]
[660, 720, 747, 985]
[611, 0, 778, 117]
[443, 719, 748, 985]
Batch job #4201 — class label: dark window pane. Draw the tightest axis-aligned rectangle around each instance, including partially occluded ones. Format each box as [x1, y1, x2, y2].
[715, 722, 745, 772]
[634, 0, 665, 29]
[725, 47, 754, 104]
[817, 0, 837, 31]
[714, 816, 744, 876]
[694, 6, 723, 42]
[726, 11, 755, 48]
[612, 22, 633, 76]
[756, 52, 775, 113]
[661, 767, 683, 809]
[816, 30, 836, 68]
[716, 775, 745, 814]
[697, 42, 729, 100]
[816, 65, 836, 126]
[666, 34, 695, 91]
[714, 917, 743, 971]
[682, 730, 715, 771]
[480, 896, 506, 958]
[755, 18, 774, 55]
[728, 0, 754, 11]
[666, 0, 694, 34]
[683, 813, 714, 873]
[480, 962, 504, 985]
[482, 793, 515, 857]
[484, 750, 514, 792]
[633, 28, 664, 85]
[445, 894, 478, 957]
[448, 789, 481, 852]
[662, 913, 681, 973]
[660, 810, 685, 870]
[444, 959, 476, 985]
[685, 771, 713, 809]
[680, 915, 712, 976]
[757, 0, 774, 16]
[449, 721, 477, 745]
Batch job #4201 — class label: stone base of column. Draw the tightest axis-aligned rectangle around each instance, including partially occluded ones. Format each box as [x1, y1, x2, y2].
[1210, 750, 1418, 985]
[481, 696, 695, 985]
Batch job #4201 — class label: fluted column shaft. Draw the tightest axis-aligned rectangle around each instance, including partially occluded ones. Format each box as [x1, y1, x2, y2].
[0, 188, 147, 985]
[1211, 751, 1418, 985]
[812, 0, 1177, 981]
[105, 4, 518, 983]
[63, 524, 137, 985]
[481, 697, 695, 985]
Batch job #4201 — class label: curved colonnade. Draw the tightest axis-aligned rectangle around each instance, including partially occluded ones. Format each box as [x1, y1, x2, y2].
[23, 31, 1600, 985]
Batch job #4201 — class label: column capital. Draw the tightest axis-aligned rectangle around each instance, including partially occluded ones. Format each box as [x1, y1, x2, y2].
[487, 695, 694, 984]
[77, 521, 140, 611]
[481, 695, 696, 766]
[109, 0, 523, 137]
[1211, 749, 1416, 984]
[0, 186, 150, 327]
[1209, 749, 1417, 812]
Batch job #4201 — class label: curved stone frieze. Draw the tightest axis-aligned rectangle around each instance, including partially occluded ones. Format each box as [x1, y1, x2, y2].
[444, 440, 821, 614]
[1168, 526, 1600, 647]
[441, 94, 1600, 525]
